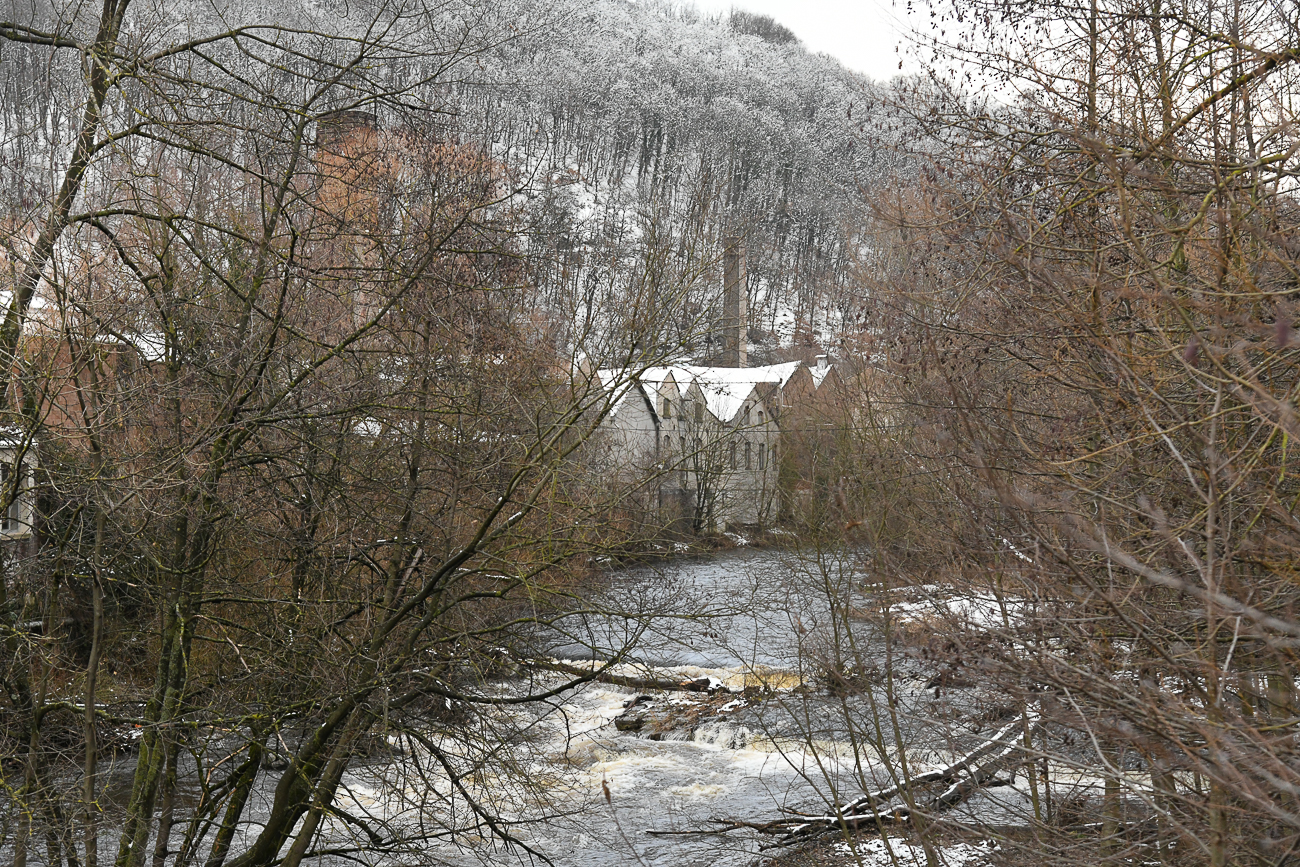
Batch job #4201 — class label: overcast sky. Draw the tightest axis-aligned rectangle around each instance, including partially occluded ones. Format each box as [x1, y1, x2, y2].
[684, 0, 922, 82]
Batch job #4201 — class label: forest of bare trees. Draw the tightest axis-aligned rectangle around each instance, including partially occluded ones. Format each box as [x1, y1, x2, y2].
[793, 0, 1300, 863]
[0, 1, 724, 865]
[6, 0, 1300, 864]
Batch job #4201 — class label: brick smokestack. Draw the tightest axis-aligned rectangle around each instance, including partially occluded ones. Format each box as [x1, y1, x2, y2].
[313, 110, 379, 228]
[316, 109, 377, 154]
[722, 236, 747, 367]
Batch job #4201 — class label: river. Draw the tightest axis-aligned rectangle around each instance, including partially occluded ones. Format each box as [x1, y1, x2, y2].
[15, 548, 1022, 867]
[349, 547, 872, 866]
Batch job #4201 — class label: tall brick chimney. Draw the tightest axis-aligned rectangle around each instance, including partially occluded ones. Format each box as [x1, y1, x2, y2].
[316, 109, 378, 154]
[721, 236, 747, 367]
[313, 109, 380, 229]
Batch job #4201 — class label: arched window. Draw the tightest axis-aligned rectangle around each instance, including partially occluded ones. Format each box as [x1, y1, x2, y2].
[744, 442, 751, 470]
[758, 444, 766, 470]
[729, 441, 737, 469]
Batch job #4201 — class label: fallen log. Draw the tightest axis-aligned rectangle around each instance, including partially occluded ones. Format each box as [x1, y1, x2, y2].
[650, 710, 1040, 844]
[838, 714, 1030, 814]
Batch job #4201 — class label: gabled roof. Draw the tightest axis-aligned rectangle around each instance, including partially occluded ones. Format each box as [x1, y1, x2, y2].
[630, 367, 682, 418]
[597, 361, 807, 425]
[689, 376, 755, 423]
[679, 362, 800, 422]
[595, 368, 651, 419]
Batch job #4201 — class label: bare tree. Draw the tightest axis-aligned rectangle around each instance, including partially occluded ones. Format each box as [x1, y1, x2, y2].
[680, 2, 1300, 864]
[0, 3, 715, 866]
[797, 0, 1300, 863]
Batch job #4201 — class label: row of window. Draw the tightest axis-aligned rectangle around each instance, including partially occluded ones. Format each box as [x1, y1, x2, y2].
[661, 398, 766, 427]
[662, 437, 775, 470]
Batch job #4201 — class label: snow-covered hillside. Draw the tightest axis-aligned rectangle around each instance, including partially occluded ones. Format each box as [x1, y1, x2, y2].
[455, 0, 906, 359]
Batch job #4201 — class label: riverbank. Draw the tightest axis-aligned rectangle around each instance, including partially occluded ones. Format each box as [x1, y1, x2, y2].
[6, 548, 1141, 867]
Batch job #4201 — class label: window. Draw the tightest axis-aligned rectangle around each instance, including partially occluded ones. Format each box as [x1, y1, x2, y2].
[0, 459, 30, 537]
[662, 397, 671, 419]
[744, 442, 751, 470]
[1, 465, 12, 532]
[758, 444, 766, 470]
[743, 406, 751, 426]
[757, 410, 764, 426]
[695, 401, 704, 423]
[664, 435, 672, 455]
[729, 441, 737, 469]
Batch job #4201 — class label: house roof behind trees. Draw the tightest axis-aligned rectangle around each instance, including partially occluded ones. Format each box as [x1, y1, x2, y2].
[595, 367, 658, 419]
[600, 361, 805, 425]
[668, 362, 800, 423]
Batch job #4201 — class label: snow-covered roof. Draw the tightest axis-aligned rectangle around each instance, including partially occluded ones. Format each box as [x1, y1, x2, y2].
[673, 361, 801, 389]
[685, 363, 801, 421]
[596, 368, 651, 419]
[651, 362, 802, 423]
[127, 331, 168, 363]
[635, 367, 684, 388]
[626, 367, 682, 416]
[692, 377, 755, 423]
[597, 361, 806, 425]
[810, 363, 832, 389]
[0, 426, 35, 451]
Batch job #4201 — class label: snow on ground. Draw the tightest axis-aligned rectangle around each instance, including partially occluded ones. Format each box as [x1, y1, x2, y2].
[833, 838, 999, 866]
[885, 590, 1027, 631]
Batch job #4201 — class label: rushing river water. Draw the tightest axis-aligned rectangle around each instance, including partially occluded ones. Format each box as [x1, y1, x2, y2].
[469, 547, 863, 866]
[268, 546, 871, 867]
[19, 548, 1004, 867]
[7, 548, 1040, 867]
[551, 547, 843, 669]
[367, 547, 871, 866]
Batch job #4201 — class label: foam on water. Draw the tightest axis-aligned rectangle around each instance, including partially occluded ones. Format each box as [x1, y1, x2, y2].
[692, 720, 753, 749]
